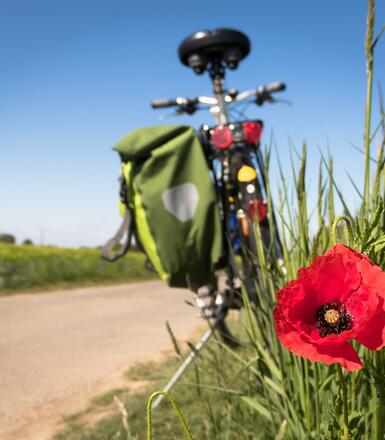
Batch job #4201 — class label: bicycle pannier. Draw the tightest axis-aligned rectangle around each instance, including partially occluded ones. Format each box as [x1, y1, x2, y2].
[102, 125, 223, 288]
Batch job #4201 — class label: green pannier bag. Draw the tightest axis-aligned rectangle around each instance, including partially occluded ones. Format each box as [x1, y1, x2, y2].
[102, 125, 223, 288]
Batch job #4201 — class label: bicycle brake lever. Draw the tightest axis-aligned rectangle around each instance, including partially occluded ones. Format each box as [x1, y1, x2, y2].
[180, 103, 198, 115]
[256, 92, 272, 106]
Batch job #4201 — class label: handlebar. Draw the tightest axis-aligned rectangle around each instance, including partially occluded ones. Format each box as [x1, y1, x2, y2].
[259, 82, 286, 94]
[151, 82, 287, 117]
[151, 98, 178, 109]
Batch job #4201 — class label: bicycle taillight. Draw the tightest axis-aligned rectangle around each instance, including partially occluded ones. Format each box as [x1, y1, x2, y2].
[210, 121, 263, 150]
[211, 125, 233, 149]
[243, 121, 262, 144]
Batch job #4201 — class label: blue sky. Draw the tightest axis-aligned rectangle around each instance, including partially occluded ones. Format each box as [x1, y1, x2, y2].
[1, 0, 384, 247]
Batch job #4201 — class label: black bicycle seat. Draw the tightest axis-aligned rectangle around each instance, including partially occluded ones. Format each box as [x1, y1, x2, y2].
[178, 28, 250, 73]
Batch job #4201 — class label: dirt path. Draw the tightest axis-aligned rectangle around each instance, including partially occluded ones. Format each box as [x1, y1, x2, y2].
[0, 281, 201, 440]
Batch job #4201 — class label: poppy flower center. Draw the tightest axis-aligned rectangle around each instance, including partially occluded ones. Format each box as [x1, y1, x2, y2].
[316, 301, 352, 337]
[324, 309, 340, 325]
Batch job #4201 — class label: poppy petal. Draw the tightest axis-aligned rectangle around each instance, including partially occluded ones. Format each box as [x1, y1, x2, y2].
[298, 246, 361, 309]
[314, 341, 363, 371]
[277, 327, 363, 371]
[355, 300, 385, 350]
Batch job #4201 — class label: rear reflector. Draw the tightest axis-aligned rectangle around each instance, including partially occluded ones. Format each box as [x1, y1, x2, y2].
[211, 125, 233, 149]
[243, 121, 262, 144]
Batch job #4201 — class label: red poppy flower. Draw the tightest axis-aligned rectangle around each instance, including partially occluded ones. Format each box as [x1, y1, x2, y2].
[274, 243, 385, 371]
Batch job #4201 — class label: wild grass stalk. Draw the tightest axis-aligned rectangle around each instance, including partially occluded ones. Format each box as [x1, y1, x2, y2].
[364, 0, 375, 211]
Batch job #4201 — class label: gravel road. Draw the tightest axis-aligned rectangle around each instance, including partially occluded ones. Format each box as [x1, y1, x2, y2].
[0, 281, 201, 440]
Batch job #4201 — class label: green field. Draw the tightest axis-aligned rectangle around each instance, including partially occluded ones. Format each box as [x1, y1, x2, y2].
[0, 244, 156, 294]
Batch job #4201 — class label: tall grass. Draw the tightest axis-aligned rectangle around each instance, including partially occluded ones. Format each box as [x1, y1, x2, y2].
[0, 244, 155, 293]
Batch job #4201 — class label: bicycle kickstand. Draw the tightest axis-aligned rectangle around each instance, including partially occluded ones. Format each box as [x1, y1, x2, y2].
[151, 309, 227, 409]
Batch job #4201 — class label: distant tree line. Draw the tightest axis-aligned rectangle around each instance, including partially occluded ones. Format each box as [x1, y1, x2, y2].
[0, 233, 33, 245]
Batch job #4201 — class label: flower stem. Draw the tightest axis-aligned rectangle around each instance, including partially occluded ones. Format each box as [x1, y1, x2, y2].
[337, 365, 349, 440]
[304, 361, 311, 432]
[314, 364, 321, 438]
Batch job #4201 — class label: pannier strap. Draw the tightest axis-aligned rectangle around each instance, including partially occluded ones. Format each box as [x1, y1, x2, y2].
[101, 210, 132, 262]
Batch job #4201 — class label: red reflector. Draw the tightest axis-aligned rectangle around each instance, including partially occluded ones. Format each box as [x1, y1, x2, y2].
[243, 121, 262, 144]
[211, 125, 233, 149]
[248, 199, 268, 222]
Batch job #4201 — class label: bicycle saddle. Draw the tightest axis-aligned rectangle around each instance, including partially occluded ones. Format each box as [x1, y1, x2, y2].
[178, 28, 250, 74]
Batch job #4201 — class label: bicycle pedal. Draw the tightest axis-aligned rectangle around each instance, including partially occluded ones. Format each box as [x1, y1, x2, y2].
[196, 309, 215, 319]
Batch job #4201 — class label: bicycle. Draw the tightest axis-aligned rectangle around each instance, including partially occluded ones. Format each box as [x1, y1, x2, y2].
[152, 28, 285, 333]
[149, 29, 287, 407]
